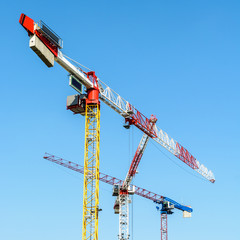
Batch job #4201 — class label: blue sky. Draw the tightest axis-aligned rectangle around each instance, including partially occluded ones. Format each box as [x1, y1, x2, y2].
[1, 1, 240, 239]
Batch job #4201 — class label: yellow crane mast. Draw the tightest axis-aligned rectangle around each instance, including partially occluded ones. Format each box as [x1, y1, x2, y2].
[83, 104, 100, 240]
[82, 72, 101, 240]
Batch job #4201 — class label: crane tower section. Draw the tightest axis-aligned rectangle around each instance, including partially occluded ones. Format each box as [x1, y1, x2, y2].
[81, 72, 100, 240]
[83, 103, 100, 240]
[161, 213, 168, 240]
[118, 190, 130, 240]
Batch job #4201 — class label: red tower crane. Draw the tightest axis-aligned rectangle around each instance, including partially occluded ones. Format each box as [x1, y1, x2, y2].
[113, 114, 156, 240]
[44, 153, 192, 240]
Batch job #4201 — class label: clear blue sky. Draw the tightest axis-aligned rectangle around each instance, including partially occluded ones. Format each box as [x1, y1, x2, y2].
[1, 1, 239, 239]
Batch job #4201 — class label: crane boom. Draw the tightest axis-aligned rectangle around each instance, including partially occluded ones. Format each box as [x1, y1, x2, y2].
[20, 14, 215, 183]
[123, 133, 150, 188]
[43, 153, 192, 213]
[123, 116, 156, 189]
[99, 80, 215, 183]
[98, 79, 215, 183]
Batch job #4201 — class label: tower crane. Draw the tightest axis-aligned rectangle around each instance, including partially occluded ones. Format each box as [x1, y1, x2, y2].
[155, 198, 191, 240]
[44, 153, 192, 240]
[113, 121, 156, 240]
[20, 14, 215, 240]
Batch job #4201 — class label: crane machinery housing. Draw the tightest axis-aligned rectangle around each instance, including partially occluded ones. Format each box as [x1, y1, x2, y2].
[20, 13, 215, 240]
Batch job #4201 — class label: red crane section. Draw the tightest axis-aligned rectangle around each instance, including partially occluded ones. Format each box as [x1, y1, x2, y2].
[124, 106, 157, 138]
[175, 142, 199, 169]
[123, 116, 157, 188]
[19, 13, 60, 57]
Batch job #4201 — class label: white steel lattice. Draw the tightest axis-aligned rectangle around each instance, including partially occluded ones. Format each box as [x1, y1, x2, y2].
[161, 213, 167, 240]
[98, 80, 131, 115]
[118, 193, 129, 240]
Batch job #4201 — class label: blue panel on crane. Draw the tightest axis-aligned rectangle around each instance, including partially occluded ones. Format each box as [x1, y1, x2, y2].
[164, 197, 193, 212]
[154, 197, 193, 213]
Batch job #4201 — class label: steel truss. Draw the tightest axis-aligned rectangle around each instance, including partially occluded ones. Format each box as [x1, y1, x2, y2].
[161, 213, 168, 240]
[82, 104, 100, 240]
[118, 192, 129, 240]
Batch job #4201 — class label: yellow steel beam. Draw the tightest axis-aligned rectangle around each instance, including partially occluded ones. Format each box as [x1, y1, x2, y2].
[82, 104, 100, 240]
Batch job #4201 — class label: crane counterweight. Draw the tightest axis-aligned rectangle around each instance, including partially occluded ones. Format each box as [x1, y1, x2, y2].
[29, 34, 54, 67]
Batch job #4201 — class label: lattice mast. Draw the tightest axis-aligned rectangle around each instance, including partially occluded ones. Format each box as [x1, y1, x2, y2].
[161, 213, 168, 240]
[82, 72, 100, 240]
[118, 191, 129, 240]
[116, 116, 157, 240]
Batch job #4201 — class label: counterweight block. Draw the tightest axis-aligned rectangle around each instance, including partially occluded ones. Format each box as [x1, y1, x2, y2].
[29, 34, 54, 67]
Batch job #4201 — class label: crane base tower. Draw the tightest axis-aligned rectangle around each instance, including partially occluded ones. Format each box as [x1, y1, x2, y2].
[82, 103, 100, 240]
